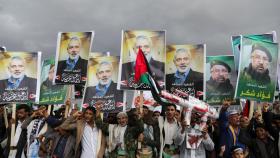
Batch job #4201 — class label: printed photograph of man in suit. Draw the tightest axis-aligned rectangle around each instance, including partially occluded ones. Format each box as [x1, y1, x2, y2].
[84, 60, 123, 111]
[166, 46, 204, 99]
[54, 32, 93, 85]
[0, 55, 37, 102]
[119, 31, 165, 90]
[55, 36, 88, 84]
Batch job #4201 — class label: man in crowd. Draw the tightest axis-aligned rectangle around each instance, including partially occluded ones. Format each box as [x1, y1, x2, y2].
[121, 35, 165, 89]
[0, 56, 37, 101]
[175, 111, 214, 158]
[84, 61, 123, 107]
[60, 104, 106, 158]
[242, 44, 272, 84]
[96, 107, 144, 158]
[206, 60, 234, 102]
[56, 36, 88, 84]
[21, 105, 48, 157]
[219, 100, 244, 158]
[158, 104, 181, 157]
[4, 104, 30, 158]
[166, 48, 203, 98]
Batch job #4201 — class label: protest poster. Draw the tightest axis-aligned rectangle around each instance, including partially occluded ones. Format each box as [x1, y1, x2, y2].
[231, 32, 276, 72]
[39, 59, 67, 104]
[118, 30, 166, 90]
[165, 44, 205, 99]
[54, 31, 94, 85]
[132, 91, 157, 109]
[83, 56, 124, 113]
[235, 36, 279, 102]
[205, 55, 238, 105]
[0, 52, 41, 103]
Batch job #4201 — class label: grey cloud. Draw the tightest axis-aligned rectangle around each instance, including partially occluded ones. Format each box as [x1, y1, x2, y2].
[0, 0, 279, 59]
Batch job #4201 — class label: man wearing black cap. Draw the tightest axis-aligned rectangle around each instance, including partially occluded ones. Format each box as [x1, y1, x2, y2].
[206, 60, 234, 102]
[242, 44, 272, 84]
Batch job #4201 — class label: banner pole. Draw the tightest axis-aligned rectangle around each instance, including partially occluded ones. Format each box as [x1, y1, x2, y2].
[249, 101, 255, 120]
[10, 103, 16, 147]
[64, 86, 72, 118]
[3, 105, 8, 129]
[138, 91, 144, 150]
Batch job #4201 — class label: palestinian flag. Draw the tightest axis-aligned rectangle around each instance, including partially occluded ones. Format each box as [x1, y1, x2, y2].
[134, 48, 172, 107]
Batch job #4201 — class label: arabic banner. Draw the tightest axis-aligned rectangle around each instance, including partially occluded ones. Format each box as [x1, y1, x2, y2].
[39, 59, 67, 104]
[0, 52, 41, 103]
[235, 36, 279, 102]
[165, 44, 205, 100]
[205, 55, 238, 105]
[54, 31, 94, 85]
[118, 30, 166, 90]
[231, 32, 276, 72]
[83, 56, 124, 113]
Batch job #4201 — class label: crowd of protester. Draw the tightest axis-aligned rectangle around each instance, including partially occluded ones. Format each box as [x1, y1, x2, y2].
[1, 99, 280, 158]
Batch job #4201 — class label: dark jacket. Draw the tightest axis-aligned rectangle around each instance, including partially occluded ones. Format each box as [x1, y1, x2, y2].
[165, 69, 203, 99]
[0, 75, 37, 102]
[3, 120, 28, 158]
[83, 82, 124, 112]
[55, 56, 88, 84]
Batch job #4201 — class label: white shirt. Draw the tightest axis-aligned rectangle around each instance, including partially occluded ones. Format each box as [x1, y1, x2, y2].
[14, 120, 23, 145]
[164, 120, 178, 145]
[9, 120, 25, 158]
[81, 123, 98, 158]
[113, 125, 127, 149]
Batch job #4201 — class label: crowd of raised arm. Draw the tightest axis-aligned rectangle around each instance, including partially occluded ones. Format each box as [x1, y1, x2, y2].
[1, 100, 280, 158]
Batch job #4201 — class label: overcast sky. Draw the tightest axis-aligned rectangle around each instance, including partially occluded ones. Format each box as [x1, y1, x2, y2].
[0, 0, 279, 59]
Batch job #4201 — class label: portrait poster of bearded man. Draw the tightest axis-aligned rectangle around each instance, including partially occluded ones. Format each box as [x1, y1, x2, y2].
[205, 55, 238, 105]
[83, 56, 124, 113]
[165, 44, 205, 100]
[118, 30, 166, 90]
[54, 32, 94, 85]
[231, 32, 277, 72]
[39, 58, 68, 104]
[235, 36, 279, 102]
[0, 52, 41, 103]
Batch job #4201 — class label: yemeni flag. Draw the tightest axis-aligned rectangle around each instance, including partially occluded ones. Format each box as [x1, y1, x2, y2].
[134, 48, 172, 107]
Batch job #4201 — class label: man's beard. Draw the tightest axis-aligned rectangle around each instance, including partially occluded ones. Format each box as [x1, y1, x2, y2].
[177, 65, 189, 73]
[69, 53, 79, 60]
[144, 53, 152, 62]
[99, 78, 111, 86]
[245, 63, 270, 84]
[11, 72, 24, 79]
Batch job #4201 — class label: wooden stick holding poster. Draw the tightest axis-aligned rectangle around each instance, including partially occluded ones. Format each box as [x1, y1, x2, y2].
[64, 86, 72, 118]
[3, 105, 8, 128]
[10, 104, 16, 147]
[249, 101, 255, 120]
[137, 91, 144, 150]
